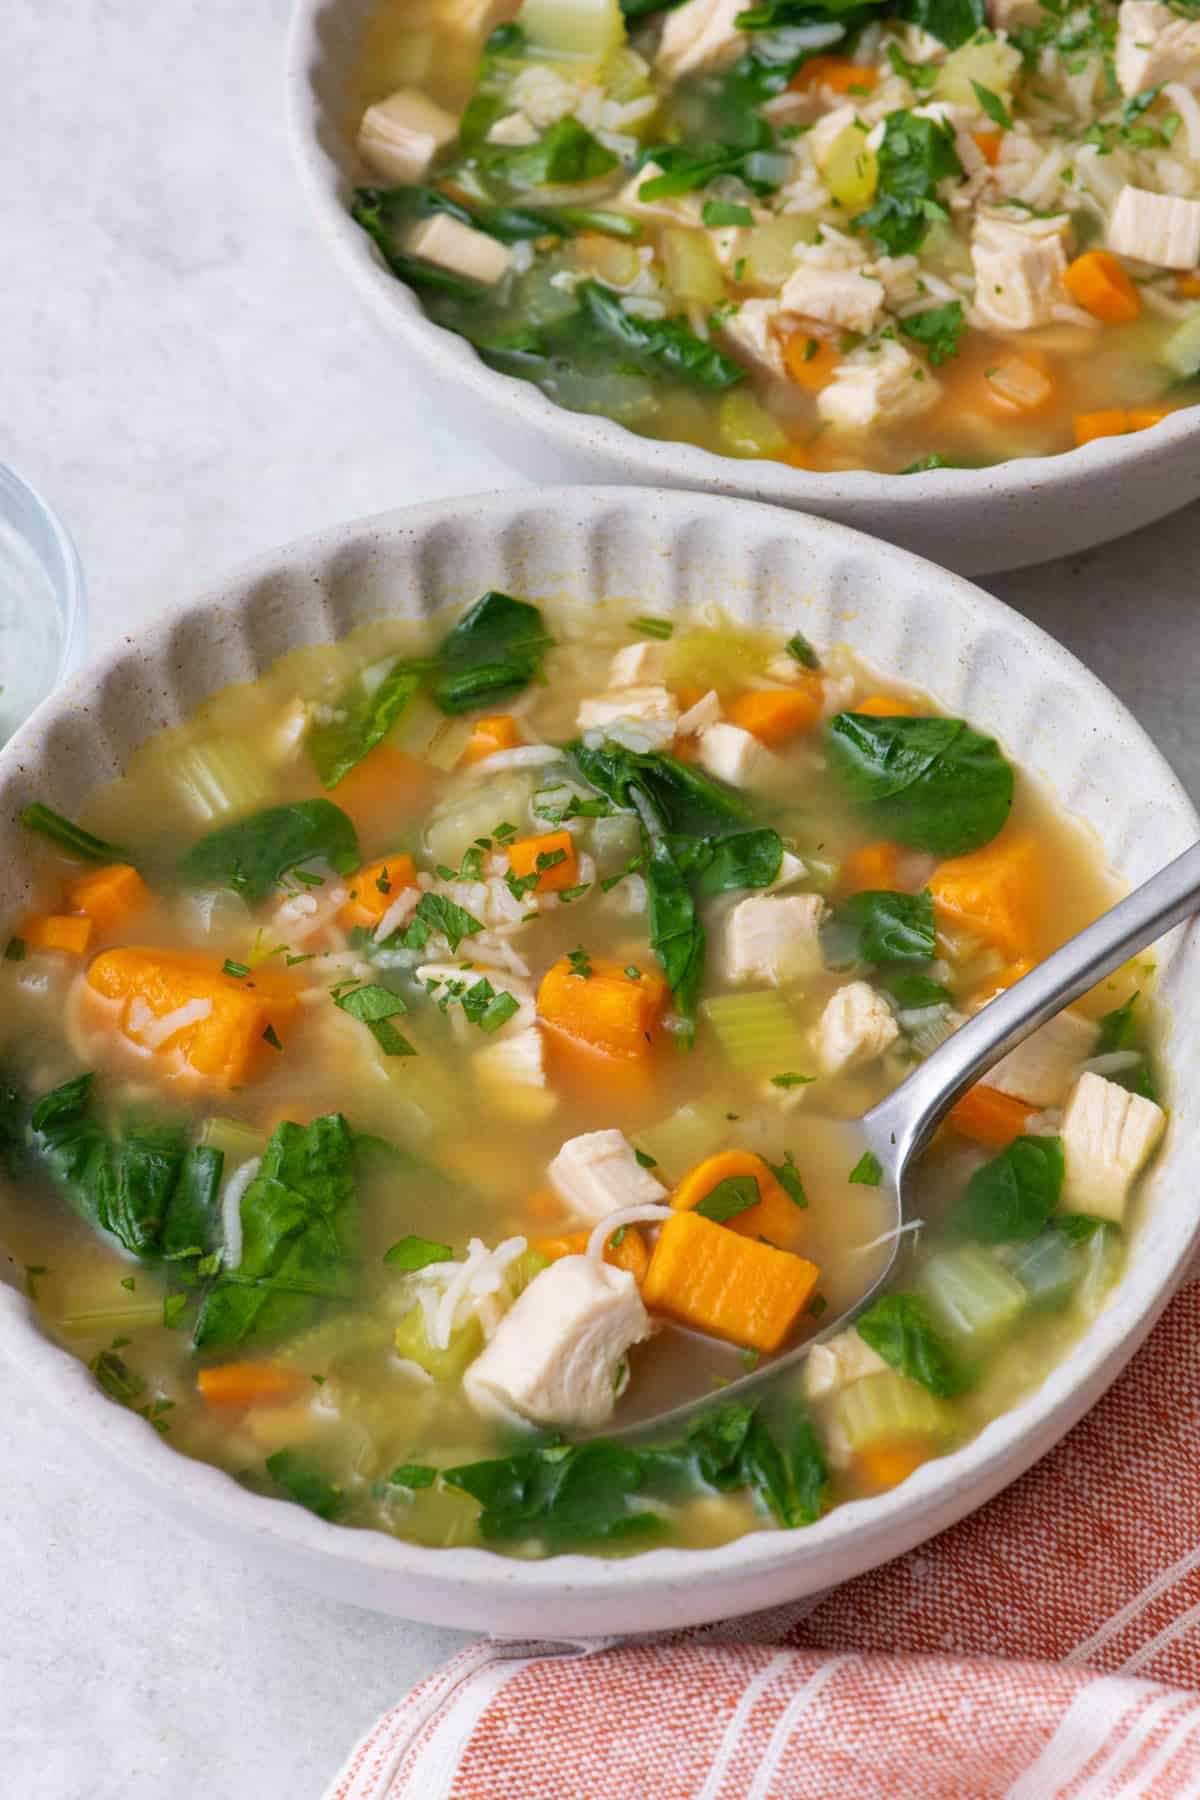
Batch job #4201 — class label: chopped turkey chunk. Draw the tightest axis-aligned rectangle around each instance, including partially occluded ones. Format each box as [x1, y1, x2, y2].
[971, 210, 1073, 332]
[609, 640, 672, 688]
[486, 111, 540, 147]
[548, 1129, 668, 1224]
[463, 1255, 652, 1429]
[818, 981, 899, 1076]
[986, 1010, 1096, 1108]
[1115, 0, 1200, 96]
[723, 893, 826, 986]
[719, 300, 787, 379]
[406, 214, 513, 286]
[656, 0, 749, 82]
[803, 1326, 889, 1403]
[817, 341, 941, 432]
[1060, 1071, 1165, 1222]
[780, 266, 886, 336]
[577, 685, 680, 751]
[473, 1027, 557, 1122]
[695, 721, 778, 789]
[1108, 186, 1200, 270]
[356, 88, 459, 184]
[617, 165, 706, 228]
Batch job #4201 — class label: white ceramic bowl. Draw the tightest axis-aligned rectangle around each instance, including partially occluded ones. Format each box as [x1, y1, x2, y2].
[286, 0, 1200, 578]
[1, 487, 1196, 1635]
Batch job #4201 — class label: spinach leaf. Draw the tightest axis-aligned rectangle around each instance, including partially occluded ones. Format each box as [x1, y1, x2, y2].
[1094, 992, 1159, 1102]
[383, 1235, 452, 1271]
[570, 741, 754, 837]
[740, 1410, 830, 1527]
[162, 1145, 224, 1261]
[31, 1075, 192, 1260]
[900, 0, 986, 46]
[482, 118, 619, 193]
[578, 282, 746, 391]
[637, 112, 780, 201]
[696, 1174, 761, 1222]
[954, 1134, 1065, 1242]
[644, 831, 707, 1027]
[620, 0, 688, 13]
[1055, 1212, 1112, 1244]
[854, 111, 963, 255]
[307, 660, 424, 790]
[265, 1449, 344, 1520]
[888, 972, 953, 1008]
[856, 1293, 965, 1396]
[192, 1114, 356, 1352]
[90, 1348, 147, 1406]
[833, 888, 936, 964]
[825, 712, 1014, 855]
[691, 827, 784, 897]
[19, 803, 131, 866]
[898, 300, 966, 365]
[431, 591, 554, 715]
[445, 1441, 662, 1549]
[181, 800, 360, 905]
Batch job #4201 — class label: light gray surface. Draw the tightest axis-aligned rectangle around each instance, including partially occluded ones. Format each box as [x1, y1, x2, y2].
[1, 3, 1196, 1797]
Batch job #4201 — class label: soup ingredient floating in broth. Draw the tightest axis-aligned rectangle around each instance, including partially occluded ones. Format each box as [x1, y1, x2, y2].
[349, 0, 1200, 473]
[0, 594, 1165, 1559]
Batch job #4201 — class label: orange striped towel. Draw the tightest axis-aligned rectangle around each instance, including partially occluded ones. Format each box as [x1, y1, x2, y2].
[324, 1278, 1200, 1799]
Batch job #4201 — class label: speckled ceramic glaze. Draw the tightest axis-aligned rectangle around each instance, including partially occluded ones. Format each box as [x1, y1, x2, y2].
[286, 0, 1200, 578]
[0, 488, 1196, 1634]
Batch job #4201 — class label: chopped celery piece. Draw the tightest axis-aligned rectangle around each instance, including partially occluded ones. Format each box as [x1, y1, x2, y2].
[518, 0, 625, 59]
[1001, 1231, 1082, 1309]
[388, 1480, 482, 1549]
[1075, 1224, 1123, 1320]
[832, 1369, 955, 1454]
[1161, 310, 1200, 380]
[591, 811, 642, 871]
[278, 1313, 392, 1368]
[424, 772, 536, 867]
[701, 990, 809, 1075]
[667, 626, 772, 692]
[936, 35, 1021, 106]
[387, 689, 445, 759]
[163, 739, 274, 824]
[59, 1299, 165, 1334]
[200, 1117, 264, 1166]
[395, 1306, 484, 1381]
[425, 718, 478, 774]
[662, 228, 725, 306]
[916, 1245, 1027, 1344]
[740, 217, 810, 287]
[718, 389, 789, 460]
[632, 1096, 728, 1180]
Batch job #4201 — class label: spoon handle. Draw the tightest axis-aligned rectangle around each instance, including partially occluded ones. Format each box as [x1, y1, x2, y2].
[864, 838, 1200, 1172]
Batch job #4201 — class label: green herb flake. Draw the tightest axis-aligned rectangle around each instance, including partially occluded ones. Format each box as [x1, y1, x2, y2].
[389, 1462, 438, 1489]
[629, 616, 675, 639]
[634, 1148, 657, 1170]
[222, 959, 250, 980]
[785, 632, 820, 669]
[769, 1151, 808, 1208]
[567, 946, 594, 980]
[771, 1071, 815, 1090]
[696, 1174, 761, 1223]
[262, 1024, 283, 1052]
[807, 1292, 829, 1318]
[849, 1151, 883, 1186]
[384, 1235, 452, 1271]
[4, 937, 26, 963]
[971, 79, 1014, 128]
[163, 1293, 188, 1329]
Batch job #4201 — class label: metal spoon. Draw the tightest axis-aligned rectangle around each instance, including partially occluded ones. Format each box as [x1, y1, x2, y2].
[609, 838, 1199, 1438]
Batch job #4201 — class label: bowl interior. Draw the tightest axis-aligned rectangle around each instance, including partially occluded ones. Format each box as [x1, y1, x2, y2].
[0, 465, 86, 743]
[1, 486, 1196, 1634]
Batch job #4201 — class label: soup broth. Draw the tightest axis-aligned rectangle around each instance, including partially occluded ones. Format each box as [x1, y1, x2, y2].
[0, 597, 1164, 1556]
[348, 0, 1200, 473]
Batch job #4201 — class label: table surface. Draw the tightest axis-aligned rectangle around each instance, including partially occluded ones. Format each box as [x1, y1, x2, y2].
[4, 4, 1198, 1795]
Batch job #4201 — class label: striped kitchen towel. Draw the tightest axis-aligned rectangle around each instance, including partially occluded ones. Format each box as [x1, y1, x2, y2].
[323, 1277, 1200, 1800]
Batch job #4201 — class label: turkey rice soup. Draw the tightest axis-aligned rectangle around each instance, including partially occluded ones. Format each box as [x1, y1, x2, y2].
[0, 597, 1165, 1554]
[350, 0, 1200, 473]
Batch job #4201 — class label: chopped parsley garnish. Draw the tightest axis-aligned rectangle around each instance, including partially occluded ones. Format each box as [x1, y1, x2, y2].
[898, 300, 966, 366]
[163, 1293, 188, 1329]
[771, 1071, 815, 1090]
[807, 1292, 829, 1319]
[414, 892, 485, 953]
[629, 615, 675, 638]
[634, 1148, 657, 1169]
[262, 1024, 284, 1051]
[222, 959, 250, 980]
[849, 1150, 884, 1186]
[785, 632, 819, 669]
[567, 946, 594, 979]
[702, 199, 754, 228]
[970, 80, 1013, 129]
[384, 1235, 452, 1271]
[333, 983, 416, 1057]
[389, 1463, 438, 1489]
[769, 1151, 808, 1208]
[696, 1175, 761, 1223]
[4, 937, 25, 962]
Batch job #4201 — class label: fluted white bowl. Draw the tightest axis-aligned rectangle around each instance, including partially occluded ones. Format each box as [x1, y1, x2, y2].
[286, 0, 1200, 577]
[1, 487, 1196, 1634]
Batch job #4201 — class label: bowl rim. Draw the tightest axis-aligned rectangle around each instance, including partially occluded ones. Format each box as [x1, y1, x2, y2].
[0, 481, 1198, 1615]
[283, 0, 1200, 512]
[0, 462, 87, 692]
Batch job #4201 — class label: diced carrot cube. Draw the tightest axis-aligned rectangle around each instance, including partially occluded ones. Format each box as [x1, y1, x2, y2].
[1074, 409, 1131, 446]
[332, 747, 432, 852]
[1127, 406, 1173, 432]
[86, 948, 297, 1088]
[984, 351, 1059, 418]
[67, 863, 149, 936]
[23, 914, 94, 956]
[642, 1212, 819, 1352]
[1064, 250, 1141, 325]
[198, 1363, 310, 1409]
[857, 1442, 930, 1491]
[460, 716, 521, 767]
[972, 130, 1003, 166]
[727, 685, 821, 746]
[929, 833, 1040, 961]
[540, 1031, 661, 1121]
[505, 830, 579, 894]
[839, 841, 901, 897]
[532, 1226, 649, 1284]
[782, 333, 840, 391]
[537, 956, 668, 1062]
[790, 55, 878, 94]
[1177, 273, 1200, 298]
[947, 1084, 1036, 1150]
[855, 694, 918, 717]
[338, 854, 417, 931]
[671, 1149, 806, 1251]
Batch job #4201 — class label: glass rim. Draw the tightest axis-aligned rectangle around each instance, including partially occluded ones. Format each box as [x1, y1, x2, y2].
[0, 461, 87, 689]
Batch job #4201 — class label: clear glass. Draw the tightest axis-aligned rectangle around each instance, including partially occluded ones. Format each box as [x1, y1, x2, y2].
[0, 464, 86, 744]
